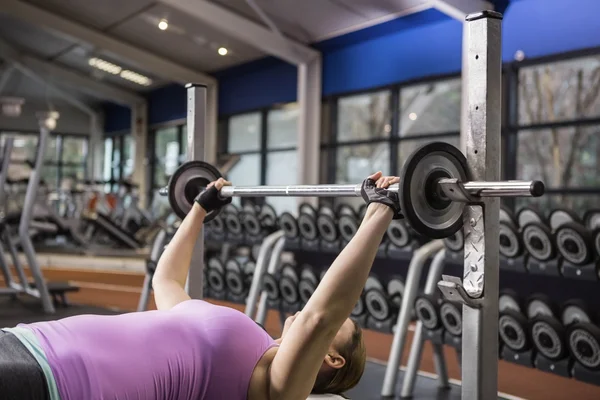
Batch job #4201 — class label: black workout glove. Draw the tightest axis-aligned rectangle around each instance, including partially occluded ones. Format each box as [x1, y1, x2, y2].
[194, 185, 231, 213]
[360, 178, 403, 219]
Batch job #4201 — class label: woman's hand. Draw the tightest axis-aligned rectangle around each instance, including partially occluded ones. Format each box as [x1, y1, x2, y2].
[368, 171, 400, 188]
[360, 171, 403, 219]
[194, 177, 232, 214]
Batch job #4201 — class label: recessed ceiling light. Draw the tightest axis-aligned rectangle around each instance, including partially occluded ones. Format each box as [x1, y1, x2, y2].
[409, 112, 417, 121]
[158, 19, 168, 31]
[218, 47, 228, 56]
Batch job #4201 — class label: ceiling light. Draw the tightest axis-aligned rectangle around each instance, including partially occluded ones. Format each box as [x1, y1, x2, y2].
[88, 57, 122, 75]
[409, 112, 417, 121]
[218, 47, 228, 56]
[158, 19, 168, 31]
[120, 70, 153, 86]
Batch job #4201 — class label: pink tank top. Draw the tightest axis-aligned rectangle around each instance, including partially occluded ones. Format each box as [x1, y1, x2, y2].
[22, 300, 277, 400]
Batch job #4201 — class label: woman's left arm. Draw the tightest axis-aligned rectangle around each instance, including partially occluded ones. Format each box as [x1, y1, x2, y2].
[152, 178, 230, 310]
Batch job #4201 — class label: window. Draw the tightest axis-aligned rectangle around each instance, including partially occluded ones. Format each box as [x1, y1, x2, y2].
[337, 91, 391, 143]
[398, 135, 461, 169]
[154, 127, 180, 188]
[229, 113, 262, 152]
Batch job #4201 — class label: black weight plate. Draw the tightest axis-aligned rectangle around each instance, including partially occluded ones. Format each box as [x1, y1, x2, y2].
[584, 209, 600, 230]
[530, 315, 567, 361]
[517, 207, 545, 228]
[499, 220, 523, 258]
[167, 161, 223, 221]
[500, 205, 517, 226]
[498, 309, 530, 352]
[522, 222, 555, 262]
[225, 270, 245, 296]
[400, 142, 470, 239]
[225, 212, 243, 236]
[223, 203, 239, 215]
[440, 301, 462, 336]
[317, 214, 338, 242]
[259, 204, 277, 228]
[499, 289, 521, 313]
[299, 203, 317, 217]
[364, 288, 391, 321]
[338, 214, 358, 242]
[414, 293, 440, 330]
[549, 208, 581, 231]
[319, 205, 336, 219]
[351, 294, 366, 317]
[526, 293, 555, 319]
[561, 299, 592, 326]
[243, 203, 258, 216]
[594, 228, 600, 259]
[444, 230, 464, 253]
[298, 213, 318, 241]
[279, 212, 299, 239]
[242, 211, 262, 237]
[555, 222, 593, 265]
[207, 214, 225, 234]
[387, 219, 411, 248]
[336, 204, 356, 219]
[567, 322, 600, 370]
[298, 266, 318, 304]
[279, 275, 299, 304]
[207, 269, 225, 293]
[207, 257, 225, 273]
[262, 273, 280, 301]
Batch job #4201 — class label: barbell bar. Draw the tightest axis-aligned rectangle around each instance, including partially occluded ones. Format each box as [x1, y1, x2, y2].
[162, 142, 545, 239]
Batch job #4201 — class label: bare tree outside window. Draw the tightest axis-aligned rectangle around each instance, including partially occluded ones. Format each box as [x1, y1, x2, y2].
[337, 91, 391, 143]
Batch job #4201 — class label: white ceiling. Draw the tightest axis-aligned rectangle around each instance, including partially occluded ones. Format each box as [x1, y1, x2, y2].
[0, 0, 432, 110]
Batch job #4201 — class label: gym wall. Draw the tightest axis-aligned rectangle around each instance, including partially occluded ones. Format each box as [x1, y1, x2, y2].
[1, 101, 92, 135]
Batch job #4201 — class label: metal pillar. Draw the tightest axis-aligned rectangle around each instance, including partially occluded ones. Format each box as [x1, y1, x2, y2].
[131, 102, 148, 208]
[439, 11, 503, 400]
[296, 56, 322, 209]
[184, 84, 207, 299]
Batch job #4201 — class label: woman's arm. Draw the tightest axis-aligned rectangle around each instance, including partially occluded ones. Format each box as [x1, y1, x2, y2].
[269, 173, 397, 400]
[152, 178, 230, 310]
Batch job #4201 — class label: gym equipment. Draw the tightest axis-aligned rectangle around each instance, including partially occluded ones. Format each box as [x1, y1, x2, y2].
[499, 218, 526, 273]
[137, 228, 170, 312]
[279, 212, 299, 240]
[297, 204, 319, 246]
[206, 258, 226, 300]
[517, 207, 545, 228]
[499, 206, 516, 225]
[223, 204, 243, 239]
[414, 293, 441, 331]
[225, 256, 255, 303]
[567, 322, 600, 372]
[337, 205, 359, 245]
[317, 205, 340, 252]
[584, 209, 600, 230]
[555, 221, 597, 280]
[522, 220, 559, 276]
[364, 275, 397, 333]
[497, 290, 531, 366]
[298, 265, 319, 305]
[561, 299, 592, 326]
[278, 264, 301, 312]
[549, 208, 581, 230]
[386, 219, 417, 259]
[594, 228, 600, 260]
[440, 300, 463, 340]
[351, 290, 367, 327]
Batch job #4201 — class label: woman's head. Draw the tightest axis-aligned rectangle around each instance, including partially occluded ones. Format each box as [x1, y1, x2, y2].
[312, 318, 366, 396]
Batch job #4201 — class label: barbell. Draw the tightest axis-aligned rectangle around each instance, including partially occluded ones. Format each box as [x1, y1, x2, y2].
[160, 142, 544, 239]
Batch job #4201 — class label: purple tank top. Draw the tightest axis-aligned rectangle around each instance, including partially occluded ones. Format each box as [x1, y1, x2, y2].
[22, 300, 277, 400]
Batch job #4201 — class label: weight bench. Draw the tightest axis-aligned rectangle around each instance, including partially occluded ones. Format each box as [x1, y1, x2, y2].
[29, 281, 79, 307]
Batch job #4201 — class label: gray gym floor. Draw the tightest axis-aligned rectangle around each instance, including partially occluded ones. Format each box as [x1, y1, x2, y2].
[0, 298, 514, 400]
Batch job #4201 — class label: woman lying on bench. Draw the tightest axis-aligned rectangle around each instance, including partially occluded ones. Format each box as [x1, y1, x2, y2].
[0, 172, 402, 400]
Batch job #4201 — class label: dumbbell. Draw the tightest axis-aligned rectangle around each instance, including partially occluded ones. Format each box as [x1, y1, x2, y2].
[223, 204, 244, 239]
[298, 265, 319, 306]
[261, 270, 281, 309]
[206, 257, 226, 300]
[444, 230, 464, 263]
[336, 204, 359, 245]
[278, 264, 302, 313]
[351, 290, 368, 327]
[519, 207, 559, 276]
[549, 208, 597, 280]
[241, 203, 279, 241]
[440, 300, 462, 347]
[584, 209, 600, 231]
[205, 212, 226, 240]
[386, 218, 416, 259]
[278, 211, 300, 246]
[297, 204, 319, 250]
[526, 293, 569, 372]
[564, 300, 600, 377]
[414, 293, 443, 342]
[364, 275, 403, 333]
[225, 257, 255, 302]
[498, 289, 532, 365]
[317, 205, 340, 252]
[498, 208, 526, 272]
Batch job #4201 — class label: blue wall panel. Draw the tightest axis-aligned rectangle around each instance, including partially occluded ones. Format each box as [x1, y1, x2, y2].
[103, 103, 131, 134]
[147, 84, 187, 125]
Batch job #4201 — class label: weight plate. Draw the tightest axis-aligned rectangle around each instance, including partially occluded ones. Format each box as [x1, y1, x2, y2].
[298, 213, 318, 241]
[243, 203, 258, 215]
[338, 214, 358, 242]
[499, 221, 523, 258]
[207, 214, 225, 235]
[522, 222, 555, 261]
[440, 301, 462, 336]
[358, 204, 367, 221]
[259, 204, 278, 228]
[351, 295, 366, 317]
[319, 205, 336, 219]
[207, 257, 225, 273]
[594, 229, 600, 259]
[242, 212, 262, 237]
[225, 213, 243, 236]
[279, 212, 299, 239]
[225, 257, 244, 272]
[365, 276, 383, 291]
[299, 203, 317, 217]
[298, 266, 318, 304]
[167, 161, 223, 221]
[517, 207, 544, 228]
[387, 277, 404, 309]
[223, 204, 239, 215]
[336, 204, 356, 219]
[262, 273, 280, 301]
[225, 269, 245, 296]
[584, 209, 600, 230]
[400, 142, 470, 239]
[365, 288, 390, 321]
[567, 322, 600, 370]
[279, 275, 299, 304]
[499, 289, 521, 313]
[500, 206, 516, 225]
[445, 230, 464, 253]
[317, 214, 338, 242]
[530, 315, 566, 360]
[561, 299, 591, 326]
[244, 260, 256, 277]
[526, 294, 555, 319]
[387, 219, 411, 248]
[414, 294, 440, 330]
[555, 222, 593, 265]
[549, 208, 580, 230]
[498, 310, 529, 352]
[207, 269, 225, 293]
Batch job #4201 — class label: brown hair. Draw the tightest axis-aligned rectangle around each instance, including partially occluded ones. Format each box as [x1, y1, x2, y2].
[311, 320, 367, 397]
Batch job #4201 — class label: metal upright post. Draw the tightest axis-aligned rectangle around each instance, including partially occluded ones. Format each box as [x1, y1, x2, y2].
[184, 83, 207, 299]
[459, 11, 503, 399]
